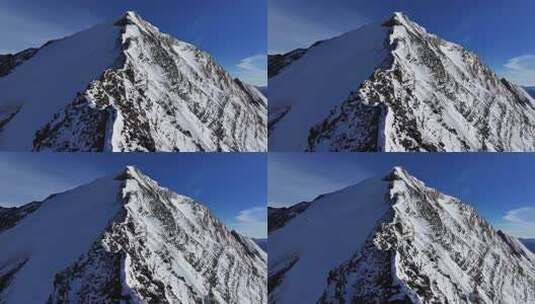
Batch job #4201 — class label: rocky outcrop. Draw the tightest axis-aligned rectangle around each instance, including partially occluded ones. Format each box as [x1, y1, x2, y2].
[0, 201, 41, 233]
[0, 48, 38, 77]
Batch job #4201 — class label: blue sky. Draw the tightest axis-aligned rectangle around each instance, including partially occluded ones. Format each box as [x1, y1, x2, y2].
[269, 153, 535, 238]
[0, 0, 267, 86]
[269, 0, 535, 86]
[0, 153, 267, 238]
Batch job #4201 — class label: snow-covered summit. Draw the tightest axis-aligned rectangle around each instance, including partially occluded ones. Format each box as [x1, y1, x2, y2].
[268, 12, 535, 151]
[0, 11, 267, 152]
[268, 167, 535, 303]
[0, 166, 267, 303]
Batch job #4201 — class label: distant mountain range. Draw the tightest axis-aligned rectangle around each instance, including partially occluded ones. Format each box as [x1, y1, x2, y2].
[253, 238, 268, 251]
[268, 12, 535, 152]
[524, 86, 535, 98]
[521, 238, 535, 253]
[268, 167, 535, 303]
[0, 11, 267, 152]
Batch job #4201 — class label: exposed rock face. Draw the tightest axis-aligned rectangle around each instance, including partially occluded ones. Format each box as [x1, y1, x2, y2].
[0, 167, 267, 304]
[268, 48, 307, 78]
[0, 202, 41, 232]
[268, 167, 535, 304]
[268, 202, 310, 233]
[0, 48, 38, 77]
[269, 12, 535, 152]
[1, 12, 267, 152]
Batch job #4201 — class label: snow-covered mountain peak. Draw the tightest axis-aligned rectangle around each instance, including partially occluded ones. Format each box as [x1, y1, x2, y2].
[115, 165, 147, 181]
[385, 166, 427, 189]
[383, 11, 412, 26]
[270, 12, 535, 151]
[123, 10, 141, 20]
[269, 167, 535, 303]
[387, 165, 409, 178]
[1, 168, 267, 303]
[1, 11, 267, 152]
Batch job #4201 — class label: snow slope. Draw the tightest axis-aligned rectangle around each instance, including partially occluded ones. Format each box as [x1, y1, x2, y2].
[0, 11, 267, 152]
[269, 12, 535, 152]
[0, 166, 267, 303]
[0, 22, 122, 150]
[268, 167, 535, 303]
[268, 22, 389, 151]
[269, 178, 390, 304]
[0, 176, 122, 303]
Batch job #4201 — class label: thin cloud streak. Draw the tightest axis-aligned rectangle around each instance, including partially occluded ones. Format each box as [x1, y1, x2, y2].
[229, 206, 267, 239]
[230, 54, 267, 86]
[501, 54, 535, 86]
[496, 206, 535, 238]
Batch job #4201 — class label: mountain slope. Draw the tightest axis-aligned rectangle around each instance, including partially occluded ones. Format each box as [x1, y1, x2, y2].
[0, 166, 267, 303]
[0, 11, 266, 152]
[268, 12, 535, 152]
[268, 167, 535, 304]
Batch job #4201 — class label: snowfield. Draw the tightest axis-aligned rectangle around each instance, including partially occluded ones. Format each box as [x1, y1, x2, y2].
[268, 167, 535, 304]
[0, 11, 267, 152]
[268, 12, 535, 152]
[0, 166, 267, 303]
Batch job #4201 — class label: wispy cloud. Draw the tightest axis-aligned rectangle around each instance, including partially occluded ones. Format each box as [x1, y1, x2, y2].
[503, 207, 535, 223]
[501, 55, 535, 86]
[230, 54, 267, 87]
[495, 206, 535, 238]
[229, 206, 267, 239]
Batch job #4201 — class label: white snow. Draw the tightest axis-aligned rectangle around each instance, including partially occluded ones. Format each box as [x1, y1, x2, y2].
[0, 176, 122, 304]
[0, 20, 122, 150]
[268, 177, 389, 304]
[268, 22, 390, 151]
